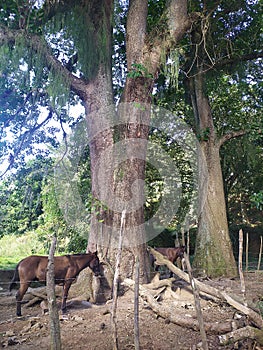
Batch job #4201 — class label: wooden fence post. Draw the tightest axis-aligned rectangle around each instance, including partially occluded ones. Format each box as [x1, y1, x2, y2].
[184, 253, 208, 350]
[238, 229, 247, 306]
[111, 210, 126, 350]
[134, 256, 140, 350]
[47, 236, 61, 350]
[246, 232, 249, 271]
[257, 236, 262, 271]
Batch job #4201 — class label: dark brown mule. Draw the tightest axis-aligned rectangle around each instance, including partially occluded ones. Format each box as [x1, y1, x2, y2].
[9, 252, 100, 316]
[150, 246, 186, 276]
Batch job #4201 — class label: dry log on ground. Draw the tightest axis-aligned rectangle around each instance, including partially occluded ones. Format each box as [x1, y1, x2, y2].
[25, 297, 43, 308]
[149, 247, 263, 329]
[218, 325, 263, 345]
[27, 286, 62, 299]
[143, 274, 175, 290]
[27, 288, 48, 300]
[123, 278, 245, 334]
[25, 286, 62, 308]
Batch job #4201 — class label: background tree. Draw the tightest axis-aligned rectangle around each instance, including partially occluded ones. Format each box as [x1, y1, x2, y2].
[155, 0, 262, 277]
[0, 156, 51, 237]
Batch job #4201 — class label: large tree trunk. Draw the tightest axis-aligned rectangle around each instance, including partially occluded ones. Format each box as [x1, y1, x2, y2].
[85, 0, 192, 290]
[194, 143, 237, 277]
[68, 0, 192, 300]
[190, 73, 237, 277]
[84, 1, 151, 286]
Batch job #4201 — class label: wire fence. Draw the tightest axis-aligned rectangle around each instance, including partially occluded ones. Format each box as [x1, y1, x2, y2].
[1, 265, 263, 291]
[1, 229, 263, 292]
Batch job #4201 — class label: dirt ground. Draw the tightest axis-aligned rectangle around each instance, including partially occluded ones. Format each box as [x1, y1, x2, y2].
[1, 271, 263, 350]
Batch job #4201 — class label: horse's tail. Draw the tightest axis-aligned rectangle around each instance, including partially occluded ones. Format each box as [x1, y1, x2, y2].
[9, 263, 20, 292]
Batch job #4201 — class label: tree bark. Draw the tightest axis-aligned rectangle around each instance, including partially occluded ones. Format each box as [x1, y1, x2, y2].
[190, 72, 237, 277]
[218, 326, 263, 346]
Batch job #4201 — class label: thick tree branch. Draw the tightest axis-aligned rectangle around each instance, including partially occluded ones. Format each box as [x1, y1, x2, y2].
[144, 0, 193, 75]
[126, 0, 148, 69]
[215, 51, 263, 70]
[122, 0, 193, 79]
[123, 278, 246, 334]
[218, 130, 247, 148]
[0, 26, 87, 99]
[29, 34, 87, 99]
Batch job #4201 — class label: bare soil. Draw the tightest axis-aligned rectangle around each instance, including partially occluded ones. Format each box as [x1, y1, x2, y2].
[1, 272, 263, 350]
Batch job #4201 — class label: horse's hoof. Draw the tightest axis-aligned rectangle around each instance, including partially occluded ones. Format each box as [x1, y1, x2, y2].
[60, 314, 69, 320]
[16, 315, 24, 320]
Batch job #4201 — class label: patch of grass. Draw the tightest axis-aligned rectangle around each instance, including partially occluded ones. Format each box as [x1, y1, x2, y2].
[0, 232, 46, 270]
[0, 256, 19, 270]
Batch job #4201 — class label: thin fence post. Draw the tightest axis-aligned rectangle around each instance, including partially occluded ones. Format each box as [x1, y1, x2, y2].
[47, 235, 61, 350]
[111, 210, 126, 350]
[183, 253, 208, 350]
[246, 232, 249, 271]
[257, 236, 262, 271]
[134, 256, 140, 350]
[238, 229, 247, 306]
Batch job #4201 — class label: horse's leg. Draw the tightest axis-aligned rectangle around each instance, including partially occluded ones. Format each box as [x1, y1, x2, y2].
[61, 280, 72, 314]
[169, 258, 175, 278]
[16, 282, 30, 316]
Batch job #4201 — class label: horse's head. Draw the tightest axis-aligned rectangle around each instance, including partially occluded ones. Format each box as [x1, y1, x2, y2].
[89, 251, 101, 277]
[177, 246, 186, 259]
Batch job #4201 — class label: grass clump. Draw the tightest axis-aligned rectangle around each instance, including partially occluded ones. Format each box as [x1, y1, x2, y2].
[0, 232, 46, 270]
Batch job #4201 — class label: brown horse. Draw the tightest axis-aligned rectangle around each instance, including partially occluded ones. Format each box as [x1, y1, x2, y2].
[9, 252, 100, 316]
[150, 246, 186, 276]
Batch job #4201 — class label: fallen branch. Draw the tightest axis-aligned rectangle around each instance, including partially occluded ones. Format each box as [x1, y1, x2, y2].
[149, 248, 263, 329]
[27, 288, 47, 300]
[219, 325, 263, 345]
[27, 285, 61, 300]
[25, 297, 42, 308]
[143, 274, 174, 290]
[123, 278, 244, 334]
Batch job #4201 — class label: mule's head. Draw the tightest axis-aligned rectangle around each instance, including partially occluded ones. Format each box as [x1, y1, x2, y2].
[89, 251, 101, 277]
